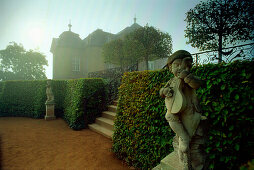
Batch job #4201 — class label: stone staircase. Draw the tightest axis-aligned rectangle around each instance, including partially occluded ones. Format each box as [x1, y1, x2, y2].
[88, 100, 117, 139]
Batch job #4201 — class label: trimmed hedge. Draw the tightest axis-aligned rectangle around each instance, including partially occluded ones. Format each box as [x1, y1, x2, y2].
[51, 80, 67, 118]
[193, 60, 254, 169]
[0, 78, 105, 130]
[113, 60, 254, 169]
[113, 70, 174, 168]
[63, 78, 105, 130]
[0, 80, 47, 118]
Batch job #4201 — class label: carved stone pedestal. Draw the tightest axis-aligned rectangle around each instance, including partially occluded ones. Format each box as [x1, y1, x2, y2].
[45, 102, 56, 120]
[161, 151, 184, 170]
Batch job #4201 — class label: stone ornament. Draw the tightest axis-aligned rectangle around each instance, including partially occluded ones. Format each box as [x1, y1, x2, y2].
[160, 50, 206, 170]
[46, 80, 55, 104]
[45, 80, 56, 120]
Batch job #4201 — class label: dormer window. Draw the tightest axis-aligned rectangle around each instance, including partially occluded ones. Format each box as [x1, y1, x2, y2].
[72, 56, 80, 71]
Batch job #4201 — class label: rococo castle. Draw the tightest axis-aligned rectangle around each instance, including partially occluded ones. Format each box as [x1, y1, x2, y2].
[50, 17, 142, 79]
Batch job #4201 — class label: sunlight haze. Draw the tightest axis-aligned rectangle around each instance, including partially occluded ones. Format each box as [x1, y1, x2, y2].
[0, 0, 201, 79]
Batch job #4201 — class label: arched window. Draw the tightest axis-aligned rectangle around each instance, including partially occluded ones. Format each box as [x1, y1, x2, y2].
[72, 56, 80, 71]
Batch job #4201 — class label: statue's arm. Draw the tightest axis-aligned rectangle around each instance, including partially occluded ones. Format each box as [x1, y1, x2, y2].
[160, 79, 173, 98]
[179, 71, 204, 89]
[184, 74, 204, 89]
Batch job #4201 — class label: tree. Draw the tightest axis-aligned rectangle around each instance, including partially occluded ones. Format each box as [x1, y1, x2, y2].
[103, 25, 173, 70]
[123, 35, 146, 68]
[129, 25, 173, 70]
[185, 0, 254, 63]
[103, 39, 125, 70]
[0, 42, 48, 81]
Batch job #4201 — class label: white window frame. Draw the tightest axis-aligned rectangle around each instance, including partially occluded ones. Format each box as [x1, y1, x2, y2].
[148, 61, 155, 70]
[72, 56, 80, 72]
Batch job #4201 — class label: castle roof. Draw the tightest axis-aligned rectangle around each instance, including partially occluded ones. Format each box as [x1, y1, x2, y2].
[116, 23, 142, 37]
[50, 19, 142, 52]
[83, 29, 115, 47]
[58, 31, 83, 48]
[50, 30, 84, 53]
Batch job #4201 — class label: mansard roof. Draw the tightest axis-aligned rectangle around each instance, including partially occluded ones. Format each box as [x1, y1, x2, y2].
[50, 21, 143, 52]
[83, 29, 115, 47]
[116, 23, 142, 38]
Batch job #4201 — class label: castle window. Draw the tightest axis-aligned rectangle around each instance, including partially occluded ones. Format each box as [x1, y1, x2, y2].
[148, 61, 154, 70]
[72, 56, 80, 71]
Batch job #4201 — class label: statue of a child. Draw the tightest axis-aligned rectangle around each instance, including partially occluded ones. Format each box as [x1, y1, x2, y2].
[160, 50, 205, 170]
[46, 80, 54, 104]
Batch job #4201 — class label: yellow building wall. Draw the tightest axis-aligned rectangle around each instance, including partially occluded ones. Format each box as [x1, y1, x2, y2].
[83, 46, 106, 74]
[53, 47, 86, 79]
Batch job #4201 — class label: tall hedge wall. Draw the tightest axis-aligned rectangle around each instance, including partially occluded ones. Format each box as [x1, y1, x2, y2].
[0, 78, 105, 130]
[51, 80, 67, 118]
[0, 80, 47, 118]
[113, 60, 254, 169]
[63, 78, 105, 130]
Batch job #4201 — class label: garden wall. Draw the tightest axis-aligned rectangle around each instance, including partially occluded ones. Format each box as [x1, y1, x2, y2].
[113, 60, 254, 169]
[0, 78, 105, 130]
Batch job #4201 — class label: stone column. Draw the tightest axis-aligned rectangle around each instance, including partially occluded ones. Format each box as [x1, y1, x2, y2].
[45, 101, 56, 120]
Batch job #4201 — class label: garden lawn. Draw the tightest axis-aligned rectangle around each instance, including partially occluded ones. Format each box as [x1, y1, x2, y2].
[0, 117, 130, 170]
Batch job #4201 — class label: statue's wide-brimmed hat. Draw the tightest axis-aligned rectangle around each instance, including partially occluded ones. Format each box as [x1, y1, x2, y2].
[167, 50, 193, 65]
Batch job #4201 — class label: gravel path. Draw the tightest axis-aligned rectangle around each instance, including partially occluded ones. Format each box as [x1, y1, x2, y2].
[0, 117, 130, 170]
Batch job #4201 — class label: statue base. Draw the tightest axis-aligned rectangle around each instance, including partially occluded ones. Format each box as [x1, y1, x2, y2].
[45, 103, 56, 121]
[161, 151, 184, 170]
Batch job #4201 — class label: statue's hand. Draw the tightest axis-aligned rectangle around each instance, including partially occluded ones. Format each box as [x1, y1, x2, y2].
[160, 88, 173, 98]
[179, 70, 190, 79]
[159, 88, 166, 98]
[179, 136, 190, 153]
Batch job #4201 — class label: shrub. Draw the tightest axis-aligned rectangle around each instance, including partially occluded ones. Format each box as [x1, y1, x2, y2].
[193, 60, 254, 169]
[113, 60, 254, 169]
[51, 80, 67, 118]
[63, 78, 105, 130]
[0, 80, 47, 118]
[113, 70, 174, 168]
[0, 78, 106, 130]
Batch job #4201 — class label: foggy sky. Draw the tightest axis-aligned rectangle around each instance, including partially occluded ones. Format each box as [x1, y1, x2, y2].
[0, 0, 201, 78]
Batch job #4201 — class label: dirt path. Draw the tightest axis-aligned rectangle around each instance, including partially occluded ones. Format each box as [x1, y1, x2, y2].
[0, 117, 130, 170]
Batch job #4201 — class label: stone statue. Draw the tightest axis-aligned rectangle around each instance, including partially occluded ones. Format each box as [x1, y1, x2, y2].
[46, 80, 54, 104]
[160, 50, 206, 170]
[45, 80, 56, 120]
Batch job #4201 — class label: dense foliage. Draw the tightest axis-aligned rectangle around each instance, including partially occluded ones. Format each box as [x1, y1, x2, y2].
[103, 25, 172, 70]
[113, 60, 254, 169]
[193, 60, 254, 169]
[63, 78, 105, 130]
[0, 78, 105, 130]
[113, 70, 174, 168]
[51, 80, 67, 118]
[0, 80, 47, 118]
[185, 0, 254, 62]
[0, 42, 48, 80]
[129, 25, 173, 70]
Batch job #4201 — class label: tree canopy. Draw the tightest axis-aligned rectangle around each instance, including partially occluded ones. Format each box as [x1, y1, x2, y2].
[129, 25, 173, 69]
[103, 25, 172, 70]
[0, 42, 48, 81]
[185, 0, 254, 62]
[103, 39, 125, 69]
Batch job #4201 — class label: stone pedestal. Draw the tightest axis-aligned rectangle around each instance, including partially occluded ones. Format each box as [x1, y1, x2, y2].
[45, 102, 56, 120]
[153, 151, 184, 170]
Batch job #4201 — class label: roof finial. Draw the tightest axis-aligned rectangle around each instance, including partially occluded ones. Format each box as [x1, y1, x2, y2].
[68, 20, 72, 31]
[134, 15, 137, 24]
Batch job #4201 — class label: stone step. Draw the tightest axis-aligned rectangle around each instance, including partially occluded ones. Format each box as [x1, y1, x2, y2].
[108, 105, 117, 112]
[113, 100, 118, 106]
[102, 111, 116, 121]
[88, 123, 113, 139]
[95, 117, 114, 131]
